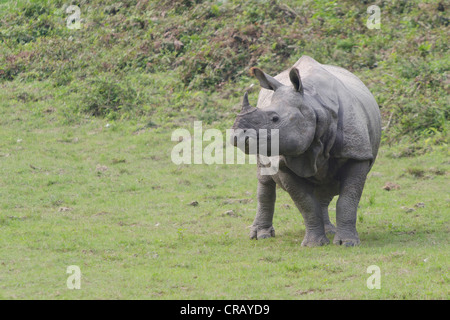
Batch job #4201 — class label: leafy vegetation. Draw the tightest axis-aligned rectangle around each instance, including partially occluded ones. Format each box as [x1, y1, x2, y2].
[0, 0, 448, 141]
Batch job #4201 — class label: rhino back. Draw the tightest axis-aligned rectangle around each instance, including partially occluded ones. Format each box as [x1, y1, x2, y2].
[258, 56, 378, 115]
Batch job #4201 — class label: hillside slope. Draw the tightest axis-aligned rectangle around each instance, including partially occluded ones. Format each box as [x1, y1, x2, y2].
[0, 0, 448, 143]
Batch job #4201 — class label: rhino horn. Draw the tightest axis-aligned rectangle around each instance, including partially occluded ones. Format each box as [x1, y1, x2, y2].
[241, 91, 255, 113]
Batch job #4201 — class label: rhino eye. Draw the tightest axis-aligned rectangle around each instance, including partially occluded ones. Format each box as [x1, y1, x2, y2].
[271, 115, 279, 123]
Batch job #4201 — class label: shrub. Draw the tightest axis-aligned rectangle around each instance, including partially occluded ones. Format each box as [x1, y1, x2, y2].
[81, 77, 139, 118]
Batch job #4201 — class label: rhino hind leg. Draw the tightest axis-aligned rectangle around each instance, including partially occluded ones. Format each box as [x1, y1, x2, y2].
[334, 160, 371, 247]
[316, 193, 336, 236]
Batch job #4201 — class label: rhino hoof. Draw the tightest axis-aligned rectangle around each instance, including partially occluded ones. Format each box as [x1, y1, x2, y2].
[249, 226, 275, 240]
[333, 236, 360, 247]
[301, 234, 330, 247]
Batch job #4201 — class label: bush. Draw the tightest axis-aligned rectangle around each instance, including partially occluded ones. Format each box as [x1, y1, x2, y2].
[81, 77, 139, 118]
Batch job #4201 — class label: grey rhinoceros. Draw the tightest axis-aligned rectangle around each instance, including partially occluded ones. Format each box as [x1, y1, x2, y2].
[231, 56, 381, 247]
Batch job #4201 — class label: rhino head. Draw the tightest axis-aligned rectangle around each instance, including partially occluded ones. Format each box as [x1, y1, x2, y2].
[231, 67, 316, 158]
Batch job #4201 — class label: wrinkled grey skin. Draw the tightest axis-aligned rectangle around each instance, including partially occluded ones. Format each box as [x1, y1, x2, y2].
[230, 56, 381, 247]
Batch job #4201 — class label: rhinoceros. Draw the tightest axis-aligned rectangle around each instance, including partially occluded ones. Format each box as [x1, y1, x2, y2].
[231, 56, 381, 247]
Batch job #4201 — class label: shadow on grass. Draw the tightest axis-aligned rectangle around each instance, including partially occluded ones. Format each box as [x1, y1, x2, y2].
[259, 224, 444, 249]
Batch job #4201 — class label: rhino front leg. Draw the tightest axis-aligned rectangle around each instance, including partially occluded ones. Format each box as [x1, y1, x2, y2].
[250, 177, 276, 239]
[334, 160, 370, 247]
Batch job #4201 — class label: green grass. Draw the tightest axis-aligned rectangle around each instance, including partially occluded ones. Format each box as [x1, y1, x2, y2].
[0, 0, 448, 300]
[0, 110, 448, 299]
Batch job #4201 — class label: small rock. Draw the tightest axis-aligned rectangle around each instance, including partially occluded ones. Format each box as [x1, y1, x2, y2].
[223, 210, 237, 217]
[401, 206, 415, 213]
[96, 165, 108, 172]
[414, 202, 425, 208]
[382, 182, 400, 191]
[189, 201, 198, 207]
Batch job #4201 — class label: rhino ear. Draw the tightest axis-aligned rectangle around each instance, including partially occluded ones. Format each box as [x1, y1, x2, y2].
[251, 67, 283, 91]
[289, 67, 304, 94]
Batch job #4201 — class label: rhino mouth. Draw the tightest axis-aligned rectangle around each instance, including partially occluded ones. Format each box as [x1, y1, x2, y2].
[231, 129, 257, 148]
[231, 129, 274, 156]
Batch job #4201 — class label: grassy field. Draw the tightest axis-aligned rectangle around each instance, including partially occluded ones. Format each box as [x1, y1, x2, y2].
[0, 0, 448, 300]
[0, 98, 448, 299]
